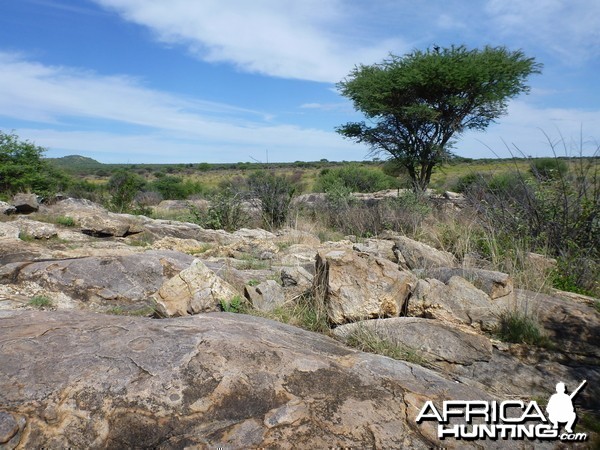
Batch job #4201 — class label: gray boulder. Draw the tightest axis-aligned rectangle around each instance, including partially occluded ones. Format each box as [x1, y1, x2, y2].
[154, 259, 240, 317]
[0, 201, 16, 215]
[422, 267, 513, 300]
[352, 238, 396, 262]
[333, 317, 493, 367]
[314, 249, 417, 324]
[411, 276, 500, 331]
[0, 222, 20, 240]
[393, 236, 458, 270]
[280, 266, 313, 291]
[244, 279, 285, 312]
[0, 250, 194, 312]
[11, 193, 39, 214]
[0, 310, 513, 449]
[13, 218, 58, 240]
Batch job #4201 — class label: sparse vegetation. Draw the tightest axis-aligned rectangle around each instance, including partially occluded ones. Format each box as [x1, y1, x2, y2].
[55, 215, 76, 227]
[28, 295, 53, 308]
[494, 309, 551, 347]
[344, 325, 428, 366]
[245, 293, 329, 333]
[219, 295, 245, 313]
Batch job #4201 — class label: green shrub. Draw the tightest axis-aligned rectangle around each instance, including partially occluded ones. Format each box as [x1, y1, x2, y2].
[316, 164, 399, 193]
[530, 158, 568, 181]
[28, 295, 53, 308]
[248, 171, 295, 229]
[107, 170, 146, 212]
[220, 295, 245, 313]
[55, 216, 75, 227]
[465, 155, 599, 296]
[494, 310, 551, 347]
[150, 175, 188, 200]
[0, 130, 72, 198]
[453, 172, 490, 193]
[192, 188, 249, 231]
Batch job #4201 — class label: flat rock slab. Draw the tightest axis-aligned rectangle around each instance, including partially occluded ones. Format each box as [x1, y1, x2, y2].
[0, 250, 194, 309]
[333, 317, 493, 367]
[393, 236, 458, 270]
[0, 310, 517, 449]
[421, 267, 513, 300]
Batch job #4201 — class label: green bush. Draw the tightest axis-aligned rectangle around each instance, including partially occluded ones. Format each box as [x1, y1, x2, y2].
[495, 310, 551, 347]
[55, 216, 75, 227]
[28, 295, 53, 308]
[150, 175, 188, 200]
[219, 295, 245, 313]
[192, 188, 249, 232]
[0, 131, 71, 199]
[453, 172, 490, 193]
[530, 158, 568, 181]
[107, 170, 146, 212]
[248, 171, 295, 229]
[316, 164, 399, 193]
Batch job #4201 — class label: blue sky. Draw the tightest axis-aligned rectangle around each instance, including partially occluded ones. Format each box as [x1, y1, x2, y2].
[1, 0, 599, 163]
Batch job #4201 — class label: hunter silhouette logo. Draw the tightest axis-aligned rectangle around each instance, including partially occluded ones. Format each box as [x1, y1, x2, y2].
[416, 379, 588, 442]
[546, 380, 586, 433]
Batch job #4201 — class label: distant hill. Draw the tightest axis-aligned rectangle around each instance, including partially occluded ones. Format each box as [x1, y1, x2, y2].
[46, 155, 104, 170]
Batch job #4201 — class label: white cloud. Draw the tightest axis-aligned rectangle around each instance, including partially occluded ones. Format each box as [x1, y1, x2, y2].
[92, 0, 407, 82]
[485, 0, 600, 63]
[0, 52, 270, 130]
[459, 100, 600, 158]
[0, 52, 363, 162]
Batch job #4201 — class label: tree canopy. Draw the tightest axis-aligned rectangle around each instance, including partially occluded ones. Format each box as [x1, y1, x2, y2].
[336, 45, 542, 191]
[0, 130, 71, 199]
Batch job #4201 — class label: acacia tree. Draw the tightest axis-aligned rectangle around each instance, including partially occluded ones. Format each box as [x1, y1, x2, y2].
[337, 45, 542, 191]
[0, 130, 71, 198]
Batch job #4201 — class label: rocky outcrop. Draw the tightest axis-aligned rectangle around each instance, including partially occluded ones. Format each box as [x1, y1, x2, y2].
[393, 236, 458, 270]
[0, 250, 194, 311]
[422, 267, 513, 300]
[411, 276, 500, 331]
[13, 217, 59, 240]
[11, 193, 39, 213]
[314, 249, 417, 324]
[0, 310, 513, 449]
[0, 201, 16, 215]
[0, 222, 20, 240]
[333, 317, 493, 368]
[154, 259, 239, 317]
[244, 279, 285, 312]
[281, 266, 313, 291]
[352, 238, 396, 261]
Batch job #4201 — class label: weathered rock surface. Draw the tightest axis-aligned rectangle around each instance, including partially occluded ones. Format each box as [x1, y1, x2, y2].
[11, 193, 39, 213]
[13, 217, 59, 239]
[0, 310, 517, 449]
[333, 317, 493, 367]
[498, 289, 600, 357]
[0, 201, 16, 215]
[280, 266, 313, 291]
[411, 276, 500, 331]
[314, 249, 417, 324]
[423, 267, 513, 300]
[352, 238, 396, 262]
[154, 259, 239, 317]
[0, 222, 20, 240]
[244, 279, 285, 312]
[0, 250, 194, 311]
[393, 236, 458, 270]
